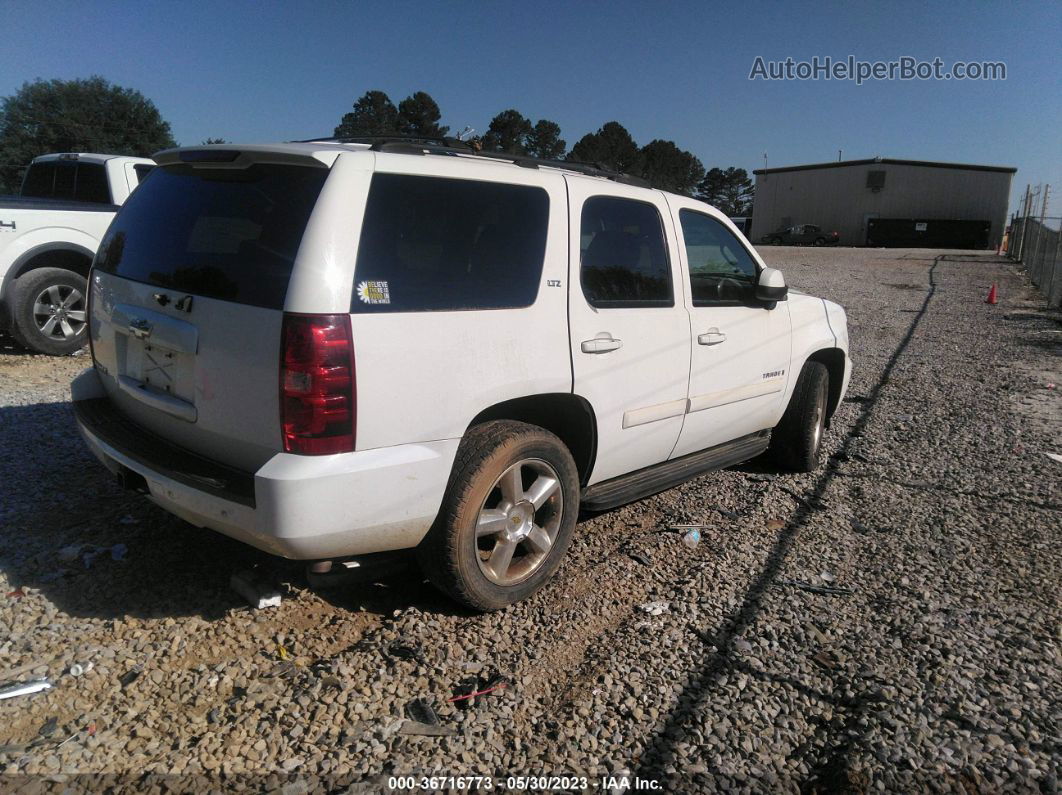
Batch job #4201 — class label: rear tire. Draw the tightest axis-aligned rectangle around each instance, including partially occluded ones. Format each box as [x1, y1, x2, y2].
[770, 362, 829, 472]
[813, 237, 826, 246]
[9, 268, 88, 356]
[418, 420, 580, 611]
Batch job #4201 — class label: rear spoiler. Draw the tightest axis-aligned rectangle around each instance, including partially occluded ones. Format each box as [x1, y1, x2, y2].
[153, 146, 339, 169]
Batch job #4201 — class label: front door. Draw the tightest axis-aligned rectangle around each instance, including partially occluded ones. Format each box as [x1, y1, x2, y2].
[665, 199, 792, 459]
[566, 179, 692, 485]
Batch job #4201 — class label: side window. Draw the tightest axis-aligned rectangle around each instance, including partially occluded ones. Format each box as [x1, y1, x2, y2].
[75, 163, 111, 204]
[679, 210, 760, 305]
[351, 174, 549, 313]
[580, 196, 672, 308]
[133, 164, 155, 185]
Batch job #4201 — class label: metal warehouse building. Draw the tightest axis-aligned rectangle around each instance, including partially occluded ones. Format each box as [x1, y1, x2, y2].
[751, 157, 1016, 249]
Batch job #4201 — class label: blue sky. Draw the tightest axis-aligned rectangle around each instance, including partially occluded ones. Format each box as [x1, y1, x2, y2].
[3, 0, 1059, 212]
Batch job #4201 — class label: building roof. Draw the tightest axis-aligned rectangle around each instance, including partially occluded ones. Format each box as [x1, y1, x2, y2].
[753, 157, 1017, 176]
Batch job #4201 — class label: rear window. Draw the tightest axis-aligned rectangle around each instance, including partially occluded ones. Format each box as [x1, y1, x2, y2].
[351, 173, 549, 313]
[95, 163, 328, 309]
[21, 161, 112, 204]
[21, 162, 57, 198]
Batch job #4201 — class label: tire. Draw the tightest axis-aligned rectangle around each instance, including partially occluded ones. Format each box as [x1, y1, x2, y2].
[9, 268, 88, 355]
[769, 362, 829, 472]
[813, 237, 826, 246]
[417, 420, 580, 611]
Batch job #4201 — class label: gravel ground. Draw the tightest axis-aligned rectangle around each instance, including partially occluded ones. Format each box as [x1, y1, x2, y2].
[0, 248, 1058, 793]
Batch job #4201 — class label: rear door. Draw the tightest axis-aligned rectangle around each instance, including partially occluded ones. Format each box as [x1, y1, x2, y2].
[565, 178, 692, 485]
[666, 198, 791, 459]
[89, 155, 332, 472]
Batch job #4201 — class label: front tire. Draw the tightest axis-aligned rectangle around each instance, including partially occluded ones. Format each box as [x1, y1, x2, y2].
[769, 362, 829, 472]
[418, 420, 580, 611]
[813, 237, 826, 246]
[9, 268, 88, 355]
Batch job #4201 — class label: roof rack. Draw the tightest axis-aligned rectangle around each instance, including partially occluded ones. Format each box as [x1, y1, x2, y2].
[292, 135, 649, 188]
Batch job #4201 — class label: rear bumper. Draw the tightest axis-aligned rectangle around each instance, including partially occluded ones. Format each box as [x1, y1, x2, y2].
[72, 368, 459, 559]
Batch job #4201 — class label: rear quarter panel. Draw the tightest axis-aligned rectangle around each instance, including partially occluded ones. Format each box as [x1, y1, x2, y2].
[311, 153, 573, 451]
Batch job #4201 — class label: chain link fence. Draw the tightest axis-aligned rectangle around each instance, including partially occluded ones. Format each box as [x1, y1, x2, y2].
[1008, 215, 1060, 307]
[1007, 183, 1059, 309]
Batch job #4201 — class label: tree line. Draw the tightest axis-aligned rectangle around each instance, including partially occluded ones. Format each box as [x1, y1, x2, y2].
[0, 78, 754, 215]
[333, 89, 753, 214]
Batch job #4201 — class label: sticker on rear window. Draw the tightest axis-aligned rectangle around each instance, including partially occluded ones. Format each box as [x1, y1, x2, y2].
[356, 280, 391, 305]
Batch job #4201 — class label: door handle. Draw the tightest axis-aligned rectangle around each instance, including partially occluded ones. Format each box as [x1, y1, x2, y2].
[581, 336, 623, 354]
[697, 329, 727, 346]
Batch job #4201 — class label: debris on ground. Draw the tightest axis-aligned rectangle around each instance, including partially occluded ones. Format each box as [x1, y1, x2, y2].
[628, 551, 651, 566]
[681, 528, 701, 549]
[1046, 452, 1062, 464]
[449, 672, 511, 709]
[404, 698, 440, 726]
[812, 650, 839, 671]
[777, 579, 854, 596]
[118, 665, 143, 688]
[638, 601, 670, 616]
[38, 717, 58, 737]
[6, 588, 24, 599]
[386, 640, 425, 664]
[229, 570, 282, 609]
[399, 720, 457, 737]
[0, 678, 52, 700]
[766, 518, 786, 531]
[68, 662, 93, 677]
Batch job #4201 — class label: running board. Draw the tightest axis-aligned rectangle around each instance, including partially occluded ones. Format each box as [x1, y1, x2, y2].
[580, 431, 770, 512]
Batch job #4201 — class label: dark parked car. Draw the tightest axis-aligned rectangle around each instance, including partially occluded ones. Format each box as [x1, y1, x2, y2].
[761, 224, 839, 246]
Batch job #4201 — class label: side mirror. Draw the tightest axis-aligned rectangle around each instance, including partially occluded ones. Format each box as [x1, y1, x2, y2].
[756, 267, 788, 302]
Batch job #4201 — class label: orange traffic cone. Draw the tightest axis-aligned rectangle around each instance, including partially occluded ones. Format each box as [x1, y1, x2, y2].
[985, 284, 998, 304]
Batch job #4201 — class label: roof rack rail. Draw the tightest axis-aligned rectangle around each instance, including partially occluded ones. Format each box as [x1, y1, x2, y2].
[290, 135, 650, 188]
[293, 134, 475, 151]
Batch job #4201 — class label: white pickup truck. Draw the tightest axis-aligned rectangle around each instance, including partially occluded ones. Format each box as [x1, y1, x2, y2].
[0, 153, 154, 354]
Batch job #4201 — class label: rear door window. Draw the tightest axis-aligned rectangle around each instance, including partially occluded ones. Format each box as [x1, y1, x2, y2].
[580, 196, 672, 308]
[95, 163, 328, 309]
[351, 173, 549, 313]
[133, 164, 155, 185]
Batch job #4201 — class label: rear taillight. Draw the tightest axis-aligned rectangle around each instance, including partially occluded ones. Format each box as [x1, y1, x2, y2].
[280, 313, 356, 455]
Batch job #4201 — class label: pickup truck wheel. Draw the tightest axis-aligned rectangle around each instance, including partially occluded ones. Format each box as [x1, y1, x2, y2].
[769, 361, 829, 472]
[418, 420, 579, 611]
[10, 268, 88, 356]
[813, 237, 826, 246]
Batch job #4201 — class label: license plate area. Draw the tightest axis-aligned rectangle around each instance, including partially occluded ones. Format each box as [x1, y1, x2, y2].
[124, 339, 195, 403]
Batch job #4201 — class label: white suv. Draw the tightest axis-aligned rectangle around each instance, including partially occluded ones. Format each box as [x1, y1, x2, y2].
[72, 139, 851, 610]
